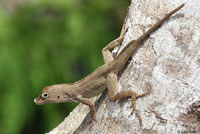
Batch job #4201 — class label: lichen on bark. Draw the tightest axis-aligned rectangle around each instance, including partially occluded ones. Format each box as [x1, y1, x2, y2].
[48, 1, 200, 134]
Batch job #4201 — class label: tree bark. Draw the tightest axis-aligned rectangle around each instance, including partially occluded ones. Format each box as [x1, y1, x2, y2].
[48, 0, 200, 134]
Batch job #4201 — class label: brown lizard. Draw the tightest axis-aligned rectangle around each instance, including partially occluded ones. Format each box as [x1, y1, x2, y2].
[34, 4, 184, 126]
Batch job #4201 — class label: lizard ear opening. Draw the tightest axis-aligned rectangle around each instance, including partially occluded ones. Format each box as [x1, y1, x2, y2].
[41, 93, 48, 99]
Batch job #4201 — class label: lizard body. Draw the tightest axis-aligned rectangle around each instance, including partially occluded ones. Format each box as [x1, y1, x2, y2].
[34, 4, 184, 125]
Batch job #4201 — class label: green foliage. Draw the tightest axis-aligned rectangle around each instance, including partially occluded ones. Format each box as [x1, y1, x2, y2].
[0, 0, 129, 133]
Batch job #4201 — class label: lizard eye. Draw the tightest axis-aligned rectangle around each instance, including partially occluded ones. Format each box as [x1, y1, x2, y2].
[41, 93, 48, 99]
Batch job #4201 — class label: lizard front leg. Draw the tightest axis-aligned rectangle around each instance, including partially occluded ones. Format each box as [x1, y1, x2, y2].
[73, 95, 96, 120]
[74, 14, 128, 121]
[107, 72, 150, 126]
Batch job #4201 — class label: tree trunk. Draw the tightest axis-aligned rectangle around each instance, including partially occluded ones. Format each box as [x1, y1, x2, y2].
[48, 0, 200, 134]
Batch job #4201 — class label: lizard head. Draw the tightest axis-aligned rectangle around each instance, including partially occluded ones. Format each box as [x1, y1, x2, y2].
[34, 84, 73, 105]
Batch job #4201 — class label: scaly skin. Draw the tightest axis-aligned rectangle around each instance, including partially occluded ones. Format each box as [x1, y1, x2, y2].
[34, 4, 184, 126]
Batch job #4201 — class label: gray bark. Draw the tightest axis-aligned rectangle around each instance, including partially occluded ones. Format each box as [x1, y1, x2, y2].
[48, 0, 200, 134]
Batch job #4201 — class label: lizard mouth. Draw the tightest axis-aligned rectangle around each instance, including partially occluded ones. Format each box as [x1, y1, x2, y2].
[34, 98, 38, 104]
[34, 97, 44, 105]
[34, 96, 57, 105]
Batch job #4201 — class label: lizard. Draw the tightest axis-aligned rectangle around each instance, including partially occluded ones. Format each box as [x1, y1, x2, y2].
[34, 4, 184, 126]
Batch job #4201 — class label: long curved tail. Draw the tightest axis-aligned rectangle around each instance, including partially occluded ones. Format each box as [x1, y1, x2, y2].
[113, 4, 184, 71]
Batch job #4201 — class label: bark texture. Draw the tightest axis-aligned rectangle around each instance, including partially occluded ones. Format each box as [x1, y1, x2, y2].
[48, 0, 200, 134]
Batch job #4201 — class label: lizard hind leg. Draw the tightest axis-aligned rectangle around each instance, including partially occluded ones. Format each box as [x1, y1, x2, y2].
[102, 36, 125, 63]
[130, 91, 151, 126]
[102, 14, 128, 64]
[110, 89, 144, 126]
[107, 72, 150, 126]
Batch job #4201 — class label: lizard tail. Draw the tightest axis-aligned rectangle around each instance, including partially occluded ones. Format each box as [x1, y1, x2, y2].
[113, 4, 184, 72]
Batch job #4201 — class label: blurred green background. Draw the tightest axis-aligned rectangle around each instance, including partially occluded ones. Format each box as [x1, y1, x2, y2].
[0, 0, 129, 133]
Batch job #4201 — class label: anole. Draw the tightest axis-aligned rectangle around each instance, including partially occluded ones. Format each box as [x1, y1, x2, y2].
[34, 4, 184, 126]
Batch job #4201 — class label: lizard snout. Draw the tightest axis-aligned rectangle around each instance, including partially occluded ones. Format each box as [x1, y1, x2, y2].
[34, 98, 37, 103]
[34, 97, 43, 105]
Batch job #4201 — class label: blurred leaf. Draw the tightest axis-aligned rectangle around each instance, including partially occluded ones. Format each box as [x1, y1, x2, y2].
[0, 0, 129, 133]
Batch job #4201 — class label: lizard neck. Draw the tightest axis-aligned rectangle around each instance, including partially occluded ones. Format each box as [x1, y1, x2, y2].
[51, 83, 79, 98]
